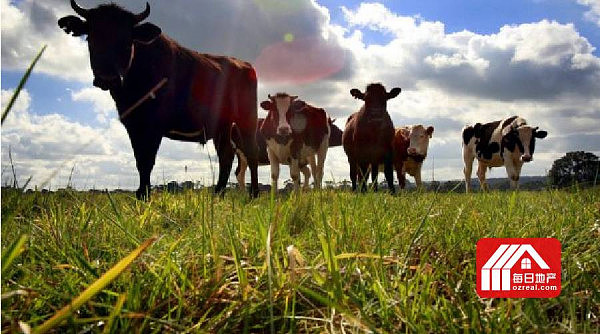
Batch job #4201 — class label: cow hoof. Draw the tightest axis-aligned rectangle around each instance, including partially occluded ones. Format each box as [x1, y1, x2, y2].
[136, 188, 151, 201]
[214, 187, 226, 198]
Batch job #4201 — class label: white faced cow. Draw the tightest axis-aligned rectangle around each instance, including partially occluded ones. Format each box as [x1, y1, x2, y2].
[462, 116, 547, 192]
[259, 93, 330, 191]
[392, 125, 434, 189]
[233, 117, 342, 190]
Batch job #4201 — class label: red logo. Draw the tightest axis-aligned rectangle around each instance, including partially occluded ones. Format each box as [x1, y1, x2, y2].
[476, 238, 561, 298]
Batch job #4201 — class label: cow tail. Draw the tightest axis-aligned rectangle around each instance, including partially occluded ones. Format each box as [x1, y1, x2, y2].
[230, 122, 243, 153]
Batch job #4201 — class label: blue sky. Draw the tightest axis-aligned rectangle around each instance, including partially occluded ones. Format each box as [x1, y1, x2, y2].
[2, 0, 600, 189]
[324, 0, 600, 50]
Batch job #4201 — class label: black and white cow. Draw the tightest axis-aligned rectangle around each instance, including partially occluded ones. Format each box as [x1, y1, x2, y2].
[462, 116, 547, 192]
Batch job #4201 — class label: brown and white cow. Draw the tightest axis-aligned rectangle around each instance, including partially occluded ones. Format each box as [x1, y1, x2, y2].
[343, 83, 400, 192]
[259, 93, 330, 191]
[233, 117, 342, 189]
[392, 125, 434, 189]
[462, 116, 547, 192]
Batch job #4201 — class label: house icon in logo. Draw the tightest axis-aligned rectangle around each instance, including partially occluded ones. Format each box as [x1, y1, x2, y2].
[481, 244, 550, 291]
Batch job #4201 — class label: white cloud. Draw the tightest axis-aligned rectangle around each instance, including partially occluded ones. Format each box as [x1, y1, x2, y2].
[1, 0, 92, 82]
[497, 21, 596, 68]
[71, 87, 115, 123]
[338, 4, 600, 100]
[577, 0, 600, 26]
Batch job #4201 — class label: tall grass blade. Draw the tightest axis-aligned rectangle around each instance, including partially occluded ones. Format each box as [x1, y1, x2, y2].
[402, 194, 436, 272]
[266, 221, 275, 334]
[2, 45, 47, 125]
[102, 293, 127, 334]
[32, 236, 157, 334]
[105, 190, 141, 245]
[1, 234, 28, 277]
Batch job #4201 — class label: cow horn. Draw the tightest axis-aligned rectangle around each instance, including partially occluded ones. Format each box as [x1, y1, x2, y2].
[134, 2, 151, 23]
[70, 0, 89, 18]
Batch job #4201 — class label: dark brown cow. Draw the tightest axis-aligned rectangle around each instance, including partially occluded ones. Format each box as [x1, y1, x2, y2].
[343, 83, 400, 192]
[259, 93, 330, 190]
[58, 1, 259, 199]
[328, 118, 343, 147]
[234, 117, 342, 189]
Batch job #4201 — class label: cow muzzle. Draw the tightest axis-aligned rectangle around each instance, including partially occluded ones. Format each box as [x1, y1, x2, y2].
[521, 154, 532, 163]
[277, 126, 291, 136]
[408, 153, 426, 163]
[93, 75, 121, 91]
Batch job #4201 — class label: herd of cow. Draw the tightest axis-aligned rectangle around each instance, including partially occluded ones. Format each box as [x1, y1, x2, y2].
[58, 1, 548, 199]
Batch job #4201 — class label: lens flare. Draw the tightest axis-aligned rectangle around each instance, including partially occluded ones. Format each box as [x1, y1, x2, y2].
[255, 36, 346, 84]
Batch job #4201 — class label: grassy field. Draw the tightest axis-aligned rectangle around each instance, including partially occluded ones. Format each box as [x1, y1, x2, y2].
[1, 187, 599, 333]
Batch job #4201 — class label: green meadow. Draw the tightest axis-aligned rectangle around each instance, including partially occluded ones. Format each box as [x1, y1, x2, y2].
[1, 187, 599, 333]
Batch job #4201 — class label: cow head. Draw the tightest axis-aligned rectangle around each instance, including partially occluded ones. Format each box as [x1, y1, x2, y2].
[58, 0, 161, 90]
[503, 124, 548, 163]
[328, 118, 343, 147]
[407, 125, 434, 161]
[260, 93, 298, 137]
[350, 83, 401, 114]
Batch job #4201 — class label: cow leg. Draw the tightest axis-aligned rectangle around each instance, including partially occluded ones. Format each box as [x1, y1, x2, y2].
[267, 148, 280, 192]
[129, 130, 162, 201]
[349, 159, 358, 191]
[248, 155, 259, 197]
[290, 159, 301, 191]
[395, 161, 406, 189]
[414, 166, 423, 190]
[398, 168, 406, 189]
[235, 151, 247, 190]
[506, 161, 522, 190]
[370, 163, 379, 192]
[358, 162, 369, 192]
[383, 152, 395, 194]
[215, 133, 235, 195]
[314, 140, 328, 189]
[308, 155, 318, 189]
[477, 162, 488, 191]
[463, 145, 475, 193]
[301, 165, 311, 190]
[238, 126, 259, 198]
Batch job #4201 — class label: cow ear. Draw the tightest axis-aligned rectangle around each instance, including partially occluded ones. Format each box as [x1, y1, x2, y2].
[535, 130, 547, 139]
[426, 126, 434, 137]
[350, 89, 364, 100]
[133, 23, 161, 44]
[260, 100, 272, 111]
[58, 15, 88, 37]
[387, 87, 402, 100]
[473, 123, 482, 136]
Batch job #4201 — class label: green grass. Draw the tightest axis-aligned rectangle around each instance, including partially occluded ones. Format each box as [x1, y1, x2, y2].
[2, 187, 599, 333]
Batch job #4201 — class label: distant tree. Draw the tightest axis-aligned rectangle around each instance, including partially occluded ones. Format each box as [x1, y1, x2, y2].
[548, 151, 599, 188]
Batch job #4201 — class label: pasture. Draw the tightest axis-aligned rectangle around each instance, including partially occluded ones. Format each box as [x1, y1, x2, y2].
[1, 187, 599, 333]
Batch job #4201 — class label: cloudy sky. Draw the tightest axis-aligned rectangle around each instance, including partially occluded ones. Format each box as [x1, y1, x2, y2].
[2, 0, 600, 190]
